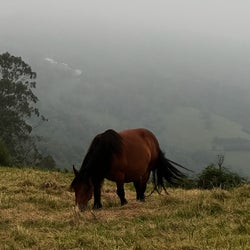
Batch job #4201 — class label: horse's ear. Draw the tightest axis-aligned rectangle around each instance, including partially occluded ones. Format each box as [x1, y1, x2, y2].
[73, 165, 79, 176]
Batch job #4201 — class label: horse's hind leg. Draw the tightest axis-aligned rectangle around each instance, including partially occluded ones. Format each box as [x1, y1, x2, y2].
[134, 181, 146, 201]
[116, 182, 128, 206]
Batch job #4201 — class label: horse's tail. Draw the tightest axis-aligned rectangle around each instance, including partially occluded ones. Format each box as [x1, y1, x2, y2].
[152, 150, 186, 192]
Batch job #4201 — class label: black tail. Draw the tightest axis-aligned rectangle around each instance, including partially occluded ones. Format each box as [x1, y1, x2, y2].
[152, 150, 186, 192]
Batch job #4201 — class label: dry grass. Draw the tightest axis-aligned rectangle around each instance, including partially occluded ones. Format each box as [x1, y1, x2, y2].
[0, 167, 249, 250]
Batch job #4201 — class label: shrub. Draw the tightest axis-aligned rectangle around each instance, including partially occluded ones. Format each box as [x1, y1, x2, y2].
[37, 155, 56, 170]
[0, 139, 11, 166]
[197, 164, 247, 190]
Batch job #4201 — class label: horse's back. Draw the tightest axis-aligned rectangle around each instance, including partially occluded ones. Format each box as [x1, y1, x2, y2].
[119, 128, 159, 156]
[108, 128, 160, 183]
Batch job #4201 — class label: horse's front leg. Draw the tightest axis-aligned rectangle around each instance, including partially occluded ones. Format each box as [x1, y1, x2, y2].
[93, 182, 102, 209]
[116, 182, 128, 206]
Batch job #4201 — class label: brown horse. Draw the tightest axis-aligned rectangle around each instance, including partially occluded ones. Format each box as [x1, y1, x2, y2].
[71, 128, 189, 211]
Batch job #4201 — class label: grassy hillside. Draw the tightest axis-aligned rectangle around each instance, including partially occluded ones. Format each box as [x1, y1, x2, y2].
[0, 167, 249, 250]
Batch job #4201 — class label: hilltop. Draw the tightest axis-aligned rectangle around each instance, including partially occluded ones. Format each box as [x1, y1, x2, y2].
[0, 167, 249, 249]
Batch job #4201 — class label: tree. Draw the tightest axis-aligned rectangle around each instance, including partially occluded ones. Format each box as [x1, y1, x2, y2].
[217, 154, 224, 171]
[0, 52, 45, 165]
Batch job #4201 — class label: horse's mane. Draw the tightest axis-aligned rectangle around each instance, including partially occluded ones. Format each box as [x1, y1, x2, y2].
[71, 129, 122, 188]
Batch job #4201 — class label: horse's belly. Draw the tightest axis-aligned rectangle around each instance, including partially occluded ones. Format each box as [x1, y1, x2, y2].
[106, 163, 150, 183]
[125, 166, 149, 182]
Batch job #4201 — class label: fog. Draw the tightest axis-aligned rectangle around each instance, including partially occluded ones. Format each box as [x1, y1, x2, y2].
[1, 0, 250, 176]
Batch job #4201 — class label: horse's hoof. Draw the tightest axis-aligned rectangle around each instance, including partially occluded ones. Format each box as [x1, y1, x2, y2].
[121, 200, 128, 206]
[136, 196, 145, 202]
[93, 204, 102, 209]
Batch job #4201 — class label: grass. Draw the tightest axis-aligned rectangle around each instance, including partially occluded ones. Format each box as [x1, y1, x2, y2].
[0, 167, 249, 249]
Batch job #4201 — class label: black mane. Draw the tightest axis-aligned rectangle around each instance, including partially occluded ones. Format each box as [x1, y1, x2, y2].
[71, 129, 122, 188]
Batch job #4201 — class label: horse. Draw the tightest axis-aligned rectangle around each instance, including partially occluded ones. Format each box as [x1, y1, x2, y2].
[70, 128, 189, 211]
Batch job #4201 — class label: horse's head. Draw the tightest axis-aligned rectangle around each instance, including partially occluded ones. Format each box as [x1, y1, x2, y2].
[71, 165, 93, 211]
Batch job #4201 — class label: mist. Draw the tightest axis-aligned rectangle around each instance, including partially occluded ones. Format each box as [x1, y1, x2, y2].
[1, 0, 250, 176]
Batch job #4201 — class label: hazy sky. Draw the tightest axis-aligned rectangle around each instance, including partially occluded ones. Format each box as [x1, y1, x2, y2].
[1, 1, 250, 44]
[1, 1, 249, 85]
[0, 0, 250, 90]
